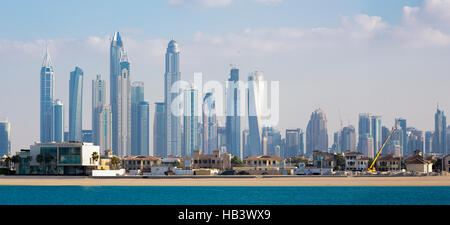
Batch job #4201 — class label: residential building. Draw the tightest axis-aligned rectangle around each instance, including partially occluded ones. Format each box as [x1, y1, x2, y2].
[183, 86, 200, 157]
[28, 142, 99, 175]
[340, 125, 356, 152]
[136, 101, 149, 155]
[122, 155, 162, 172]
[312, 150, 336, 169]
[433, 107, 446, 155]
[375, 153, 402, 171]
[92, 74, 106, 147]
[131, 81, 145, 156]
[344, 151, 369, 171]
[407, 127, 424, 156]
[443, 154, 450, 173]
[306, 109, 328, 156]
[53, 99, 64, 142]
[69, 66, 83, 142]
[285, 128, 302, 158]
[164, 40, 182, 157]
[153, 102, 166, 157]
[425, 131, 433, 156]
[191, 150, 232, 171]
[226, 66, 241, 158]
[97, 105, 112, 155]
[405, 150, 432, 173]
[202, 92, 218, 154]
[360, 133, 374, 159]
[0, 121, 11, 156]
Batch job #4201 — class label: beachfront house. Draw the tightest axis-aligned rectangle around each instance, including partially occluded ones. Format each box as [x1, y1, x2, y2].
[375, 153, 402, 172]
[344, 152, 369, 171]
[444, 154, 450, 173]
[405, 150, 433, 174]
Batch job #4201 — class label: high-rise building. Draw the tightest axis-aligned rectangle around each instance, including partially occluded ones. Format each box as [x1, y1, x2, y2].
[331, 131, 340, 153]
[261, 127, 281, 156]
[226, 66, 241, 158]
[114, 50, 132, 157]
[340, 125, 356, 152]
[242, 129, 250, 158]
[360, 133, 374, 158]
[425, 131, 433, 156]
[218, 126, 227, 152]
[153, 102, 166, 157]
[98, 105, 112, 155]
[395, 118, 407, 156]
[371, 116, 382, 153]
[164, 40, 182, 157]
[306, 109, 328, 156]
[131, 81, 145, 156]
[183, 86, 200, 157]
[69, 66, 83, 142]
[285, 128, 302, 157]
[247, 71, 265, 157]
[407, 127, 423, 156]
[357, 113, 371, 153]
[82, 130, 93, 143]
[53, 99, 64, 142]
[92, 74, 106, 146]
[433, 107, 446, 155]
[40, 48, 54, 143]
[202, 92, 218, 154]
[110, 31, 125, 156]
[0, 121, 11, 156]
[136, 101, 149, 156]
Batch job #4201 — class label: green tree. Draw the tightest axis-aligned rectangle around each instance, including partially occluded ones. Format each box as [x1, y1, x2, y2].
[231, 156, 246, 167]
[91, 152, 99, 164]
[334, 154, 346, 171]
[11, 155, 20, 170]
[111, 156, 121, 170]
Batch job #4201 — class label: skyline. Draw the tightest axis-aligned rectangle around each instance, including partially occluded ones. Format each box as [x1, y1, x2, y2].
[2, 0, 450, 154]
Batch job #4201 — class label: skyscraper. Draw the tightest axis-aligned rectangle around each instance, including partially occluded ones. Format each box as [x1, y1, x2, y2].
[110, 31, 125, 156]
[360, 133, 374, 158]
[247, 71, 265, 157]
[306, 109, 328, 156]
[53, 99, 64, 142]
[202, 92, 218, 154]
[395, 118, 407, 156]
[115, 50, 132, 157]
[69, 66, 83, 142]
[433, 107, 446, 155]
[242, 129, 250, 158]
[40, 47, 54, 143]
[183, 86, 200, 157]
[226, 66, 241, 158]
[285, 128, 302, 158]
[407, 127, 424, 156]
[371, 116, 382, 153]
[164, 40, 182, 157]
[331, 131, 340, 153]
[425, 131, 433, 156]
[131, 81, 145, 156]
[98, 105, 112, 155]
[137, 101, 150, 156]
[0, 121, 11, 156]
[340, 125, 356, 152]
[92, 74, 106, 146]
[357, 113, 371, 153]
[153, 102, 166, 157]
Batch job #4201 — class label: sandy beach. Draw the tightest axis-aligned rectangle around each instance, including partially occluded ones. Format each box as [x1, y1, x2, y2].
[0, 175, 449, 186]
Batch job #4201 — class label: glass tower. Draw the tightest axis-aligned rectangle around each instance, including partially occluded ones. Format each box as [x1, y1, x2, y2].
[226, 67, 241, 158]
[98, 105, 112, 155]
[53, 99, 64, 142]
[92, 74, 106, 146]
[202, 92, 218, 154]
[164, 40, 182, 157]
[247, 71, 265, 157]
[131, 81, 145, 156]
[183, 86, 200, 157]
[40, 48, 54, 143]
[137, 101, 150, 156]
[153, 102, 166, 157]
[69, 67, 83, 142]
[0, 121, 11, 156]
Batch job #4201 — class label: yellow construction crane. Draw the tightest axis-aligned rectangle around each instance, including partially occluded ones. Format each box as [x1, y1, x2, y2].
[367, 127, 397, 172]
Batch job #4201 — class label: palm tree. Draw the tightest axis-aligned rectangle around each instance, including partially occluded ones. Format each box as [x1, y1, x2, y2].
[111, 156, 121, 170]
[91, 152, 99, 164]
[11, 155, 20, 171]
[36, 154, 44, 174]
[4, 156, 12, 169]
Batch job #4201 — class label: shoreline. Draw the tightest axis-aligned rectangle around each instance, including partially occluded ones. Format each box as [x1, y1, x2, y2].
[0, 175, 449, 186]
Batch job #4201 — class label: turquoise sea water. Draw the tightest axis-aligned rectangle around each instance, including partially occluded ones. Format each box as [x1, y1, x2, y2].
[0, 186, 449, 205]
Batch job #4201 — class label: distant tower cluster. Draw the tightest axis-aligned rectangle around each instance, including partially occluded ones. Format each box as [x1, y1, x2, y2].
[306, 109, 328, 156]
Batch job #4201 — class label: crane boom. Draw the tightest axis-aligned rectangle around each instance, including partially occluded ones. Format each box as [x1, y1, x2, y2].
[368, 127, 397, 172]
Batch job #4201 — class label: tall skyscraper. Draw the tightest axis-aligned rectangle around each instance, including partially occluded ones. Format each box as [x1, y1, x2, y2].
[98, 105, 112, 155]
[202, 92, 218, 154]
[357, 113, 371, 153]
[407, 127, 424, 156]
[131, 81, 145, 156]
[331, 131, 341, 153]
[371, 116, 382, 153]
[0, 121, 11, 156]
[183, 86, 200, 157]
[110, 31, 125, 156]
[242, 129, 250, 158]
[247, 71, 265, 157]
[285, 128, 302, 158]
[92, 74, 106, 146]
[306, 109, 328, 156]
[136, 101, 150, 156]
[226, 66, 241, 158]
[53, 99, 64, 142]
[40, 47, 54, 143]
[218, 126, 227, 152]
[433, 107, 446, 155]
[69, 66, 83, 142]
[360, 133, 374, 158]
[340, 125, 356, 152]
[164, 40, 182, 157]
[425, 131, 433, 156]
[153, 102, 166, 157]
[261, 127, 281, 156]
[114, 50, 132, 157]
[395, 118, 407, 156]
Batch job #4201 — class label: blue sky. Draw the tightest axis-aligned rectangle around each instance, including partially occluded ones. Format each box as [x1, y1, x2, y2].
[1, 0, 449, 154]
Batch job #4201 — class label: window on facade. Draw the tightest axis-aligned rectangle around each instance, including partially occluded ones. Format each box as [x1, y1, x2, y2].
[59, 147, 81, 164]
